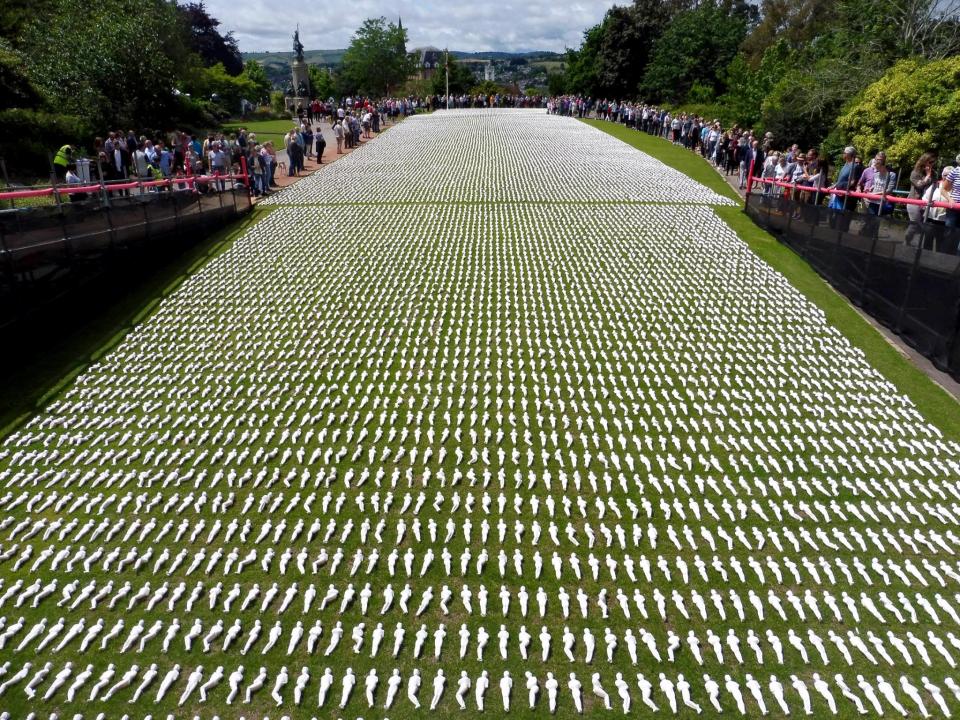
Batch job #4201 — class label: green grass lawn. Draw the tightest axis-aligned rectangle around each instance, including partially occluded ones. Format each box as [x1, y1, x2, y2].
[0, 112, 957, 720]
[582, 118, 960, 443]
[221, 118, 303, 149]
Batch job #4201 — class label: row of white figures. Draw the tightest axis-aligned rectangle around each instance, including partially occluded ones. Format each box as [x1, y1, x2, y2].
[4, 569, 958, 627]
[0, 659, 957, 716]
[263, 112, 740, 205]
[2, 487, 959, 536]
[5, 438, 956, 488]
[6, 509, 958, 565]
[4, 531, 956, 590]
[4, 604, 960, 667]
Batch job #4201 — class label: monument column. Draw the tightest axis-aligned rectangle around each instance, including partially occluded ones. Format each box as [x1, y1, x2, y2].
[287, 27, 310, 114]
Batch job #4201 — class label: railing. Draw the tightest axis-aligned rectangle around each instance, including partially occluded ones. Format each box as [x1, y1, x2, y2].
[0, 169, 252, 319]
[744, 174, 960, 379]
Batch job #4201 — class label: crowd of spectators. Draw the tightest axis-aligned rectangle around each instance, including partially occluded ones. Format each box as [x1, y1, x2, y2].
[53, 129, 270, 199]
[548, 96, 960, 243]
[48, 97, 417, 200]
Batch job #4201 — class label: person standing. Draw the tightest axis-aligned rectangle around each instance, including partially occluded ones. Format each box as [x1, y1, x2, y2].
[315, 128, 326, 164]
[863, 151, 897, 215]
[908, 152, 937, 223]
[53, 144, 75, 181]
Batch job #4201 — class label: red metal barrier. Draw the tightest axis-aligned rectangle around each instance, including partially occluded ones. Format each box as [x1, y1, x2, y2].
[750, 176, 955, 210]
[0, 171, 251, 202]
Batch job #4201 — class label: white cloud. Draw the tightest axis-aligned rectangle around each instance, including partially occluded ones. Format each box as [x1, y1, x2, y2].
[199, 0, 619, 53]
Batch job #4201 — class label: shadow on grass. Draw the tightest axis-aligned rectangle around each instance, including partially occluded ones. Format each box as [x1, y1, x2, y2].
[0, 206, 275, 437]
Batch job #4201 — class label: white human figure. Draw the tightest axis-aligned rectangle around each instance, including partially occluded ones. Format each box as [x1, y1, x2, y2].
[637, 673, 658, 711]
[370, 622, 385, 657]
[261, 620, 282, 654]
[243, 666, 266, 704]
[317, 667, 333, 707]
[476, 670, 490, 710]
[525, 671, 539, 709]
[900, 676, 930, 718]
[833, 673, 867, 715]
[86, 663, 114, 701]
[922, 676, 951, 717]
[41, 661, 73, 701]
[545, 671, 560, 714]
[430, 669, 446, 710]
[676, 673, 701, 713]
[407, 667, 422, 708]
[65, 663, 94, 702]
[324, 620, 343, 655]
[155, 664, 181, 703]
[270, 665, 289, 705]
[745, 674, 769, 715]
[704, 674, 722, 713]
[659, 673, 678, 713]
[178, 665, 204, 706]
[877, 675, 909, 716]
[569, 672, 583, 714]
[385, 668, 402, 709]
[725, 675, 746, 715]
[199, 665, 224, 702]
[130, 663, 159, 703]
[764, 674, 788, 714]
[101, 663, 139, 701]
[500, 670, 514, 711]
[224, 665, 244, 704]
[292, 666, 309, 705]
[456, 670, 471, 709]
[791, 675, 813, 715]
[0, 661, 31, 696]
[592, 672, 612, 710]
[339, 667, 356, 708]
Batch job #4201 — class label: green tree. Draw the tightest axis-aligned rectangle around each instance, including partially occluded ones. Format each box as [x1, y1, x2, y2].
[193, 62, 259, 114]
[641, 0, 752, 103]
[308, 66, 336, 101]
[430, 56, 475, 96]
[470, 80, 509, 97]
[341, 17, 412, 97]
[176, 1, 243, 75]
[243, 60, 271, 104]
[598, 0, 692, 98]
[835, 57, 960, 168]
[20, 0, 194, 130]
[564, 24, 603, 96]
[742, 0, 833, 64]
[719, 39, 793, 128]
[546, 71, 567, 96]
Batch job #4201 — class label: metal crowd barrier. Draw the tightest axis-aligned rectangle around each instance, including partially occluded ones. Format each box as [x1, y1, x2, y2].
[0, 173, 252, 309]
[744, 177, 960, 378]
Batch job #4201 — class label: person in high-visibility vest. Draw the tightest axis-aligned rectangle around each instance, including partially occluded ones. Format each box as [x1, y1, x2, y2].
[53, 144, 74, 181]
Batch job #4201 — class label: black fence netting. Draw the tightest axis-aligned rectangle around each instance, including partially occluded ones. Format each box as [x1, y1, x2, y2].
[745, 192, 960, 378]
[0, 186, 251, 306]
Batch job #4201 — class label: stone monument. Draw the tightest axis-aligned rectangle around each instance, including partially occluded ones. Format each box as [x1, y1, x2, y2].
[287, 27, 310, 113]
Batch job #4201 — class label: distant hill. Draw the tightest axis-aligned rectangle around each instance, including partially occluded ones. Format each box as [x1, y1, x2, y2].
[241, 49, 561, 67]
[241, 49, 563, 90]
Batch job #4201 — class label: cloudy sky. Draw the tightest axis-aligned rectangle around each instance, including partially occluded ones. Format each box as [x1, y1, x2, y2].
[201, 0, 619, 53]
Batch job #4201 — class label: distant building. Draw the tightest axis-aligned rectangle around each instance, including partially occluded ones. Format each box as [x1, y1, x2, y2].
[412, 46, 444, 80]
[484, 61, 495, 82]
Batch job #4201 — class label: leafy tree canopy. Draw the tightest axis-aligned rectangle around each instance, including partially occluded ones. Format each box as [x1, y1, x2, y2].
[431, 56, 475, 96]
[308, 66, 337, 101]
[341, 17, 412, 97]
[836, 57, 960, 168]
[176, 1, 244, 76]
[641, 0, 754, 103]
